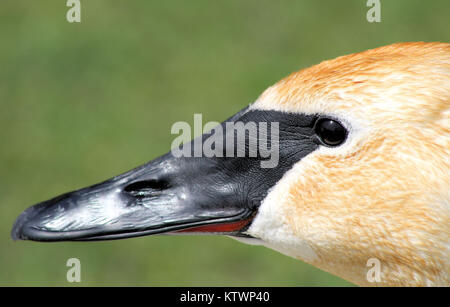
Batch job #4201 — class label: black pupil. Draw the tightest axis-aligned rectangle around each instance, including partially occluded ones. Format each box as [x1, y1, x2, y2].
[315, 119, 347, 146]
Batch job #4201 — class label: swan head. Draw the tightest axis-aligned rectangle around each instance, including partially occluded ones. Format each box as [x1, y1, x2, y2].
[12, 42, 449, 286]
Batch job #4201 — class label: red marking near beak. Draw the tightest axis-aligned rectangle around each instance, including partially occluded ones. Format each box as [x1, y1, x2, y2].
[174, 218, 253, 233]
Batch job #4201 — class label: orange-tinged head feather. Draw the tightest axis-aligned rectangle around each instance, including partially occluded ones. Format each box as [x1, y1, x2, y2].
[248, 42, 450, 286]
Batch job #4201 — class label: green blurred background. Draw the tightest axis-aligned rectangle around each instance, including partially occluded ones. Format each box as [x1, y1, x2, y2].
[1, 0, 449, 286]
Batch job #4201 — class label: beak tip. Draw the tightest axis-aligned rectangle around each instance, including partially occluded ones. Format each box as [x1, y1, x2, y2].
[11, 203, 46, 241]
[11, 214, 27, 241]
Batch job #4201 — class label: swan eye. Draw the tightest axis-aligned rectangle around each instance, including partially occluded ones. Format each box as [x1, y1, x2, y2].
[315, 118, 347, 146]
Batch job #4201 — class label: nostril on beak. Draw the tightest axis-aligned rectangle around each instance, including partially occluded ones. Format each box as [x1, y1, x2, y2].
[123, 179, 171, 198]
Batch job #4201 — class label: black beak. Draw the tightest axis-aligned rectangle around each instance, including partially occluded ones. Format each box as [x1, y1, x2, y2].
[11, 108, 319, 242]
[11, 153, 255, 241]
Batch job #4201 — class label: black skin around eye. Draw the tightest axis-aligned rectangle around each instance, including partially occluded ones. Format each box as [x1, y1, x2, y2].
[315, 119, 347, 146]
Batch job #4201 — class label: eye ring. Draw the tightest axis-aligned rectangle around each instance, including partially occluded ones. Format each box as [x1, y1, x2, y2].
[314, 118, 348, 146]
